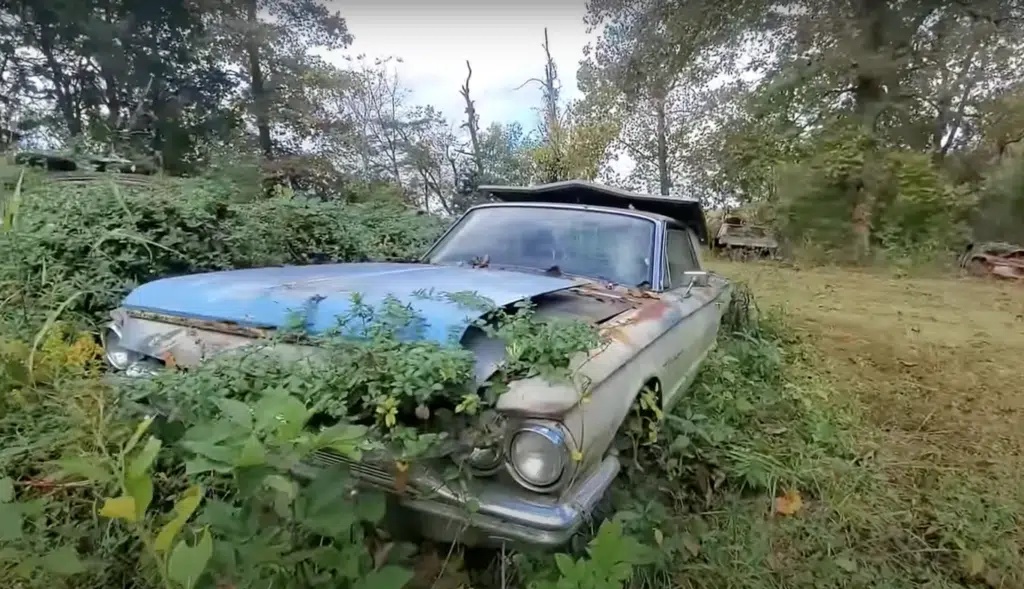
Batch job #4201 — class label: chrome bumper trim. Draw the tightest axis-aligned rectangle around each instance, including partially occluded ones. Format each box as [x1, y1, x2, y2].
[421, 456, 618, 533]
[297, 455, 620, 547]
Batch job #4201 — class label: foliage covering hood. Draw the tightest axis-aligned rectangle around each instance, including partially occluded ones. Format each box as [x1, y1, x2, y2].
[121, 262, 580, 343]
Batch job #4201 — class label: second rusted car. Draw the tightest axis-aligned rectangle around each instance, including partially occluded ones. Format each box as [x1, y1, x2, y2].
[713, 215, 778, 259]
[101, 180, 731, 548]
[959, 241, 1024, 281]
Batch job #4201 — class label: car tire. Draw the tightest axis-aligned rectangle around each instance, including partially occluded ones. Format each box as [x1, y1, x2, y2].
[568, 487, 615, 553]
[589, 488, 616, 528]
[966, 257, 991, 277]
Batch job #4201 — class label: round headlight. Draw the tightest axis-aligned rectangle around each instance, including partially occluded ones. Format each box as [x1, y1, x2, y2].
[507, 425, 567, 490]
[102, 325, 142, 370]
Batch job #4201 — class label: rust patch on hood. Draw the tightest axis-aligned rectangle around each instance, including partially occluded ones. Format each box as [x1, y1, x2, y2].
[126, 309, 275, 339]
[568, 280, 673, 328]
[632, 300, 671, 322]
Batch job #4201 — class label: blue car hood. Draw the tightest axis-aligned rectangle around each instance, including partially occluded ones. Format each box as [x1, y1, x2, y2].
[121, 262, 581, 343]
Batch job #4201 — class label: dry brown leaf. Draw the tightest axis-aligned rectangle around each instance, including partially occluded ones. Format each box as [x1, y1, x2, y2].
[773, 489, 803, 516]
[162, 352, 177, 370]
[394, 461, 410, 494]
[410, 546, 444, 588]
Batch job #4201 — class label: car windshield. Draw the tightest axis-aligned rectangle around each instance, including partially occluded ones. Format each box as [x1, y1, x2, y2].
[428, 206, 655, 286]
[728, 225, 766, 238]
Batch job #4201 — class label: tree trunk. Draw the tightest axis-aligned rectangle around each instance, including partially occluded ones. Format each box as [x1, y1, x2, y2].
[358, 119, 371, 178]
[245, 0, 273, 159]
[850, 0, 888, 262]
[36, 31, 82, 136]
[460, 61, 484, 177]
[103, 71, 121, 131]
[654, 93, 670, 195]
[540, 27, 564, 183]
[419, 169, 430, 213]
[541, 28, 559, 139]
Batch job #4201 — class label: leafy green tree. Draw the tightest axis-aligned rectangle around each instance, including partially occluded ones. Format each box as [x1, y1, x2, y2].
[580, 0, 771, 194]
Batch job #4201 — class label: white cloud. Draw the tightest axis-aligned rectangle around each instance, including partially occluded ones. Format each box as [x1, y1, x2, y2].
[321, 0, 591, 132]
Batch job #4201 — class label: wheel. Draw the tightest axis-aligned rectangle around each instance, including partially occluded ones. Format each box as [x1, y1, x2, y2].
[965, 257, 991, 277]
[568, 487, 615, 553]
[569, 382, 661, 551]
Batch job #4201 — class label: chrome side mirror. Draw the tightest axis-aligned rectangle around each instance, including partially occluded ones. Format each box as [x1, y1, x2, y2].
[683, 271, 710, 288]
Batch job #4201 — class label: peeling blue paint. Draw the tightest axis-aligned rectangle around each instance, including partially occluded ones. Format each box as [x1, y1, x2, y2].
[121, 262, 580, 343]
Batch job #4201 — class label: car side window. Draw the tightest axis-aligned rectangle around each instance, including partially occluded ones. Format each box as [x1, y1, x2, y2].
[665, 228, 700, 289]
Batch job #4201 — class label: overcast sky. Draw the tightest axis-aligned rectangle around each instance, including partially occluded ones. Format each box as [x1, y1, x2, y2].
[321, 0, 592, 133]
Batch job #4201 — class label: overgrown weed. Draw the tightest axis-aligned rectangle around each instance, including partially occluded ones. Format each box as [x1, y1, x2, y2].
[0, 291, 653, 589]
[0, 176, 445, 329]
[4, 264, 1018, 589]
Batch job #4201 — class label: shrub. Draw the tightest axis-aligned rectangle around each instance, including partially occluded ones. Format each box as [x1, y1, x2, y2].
[973, 154, 1024, 244]
[0, 175, 445, 331]
[771, 125, 971, 263]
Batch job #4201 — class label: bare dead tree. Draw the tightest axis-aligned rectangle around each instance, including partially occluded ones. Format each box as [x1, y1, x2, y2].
[459, 60, 484, 176]
[514, 28, 565, 182]
[540, 28, 559, 138]
[515, 27, 561, 139]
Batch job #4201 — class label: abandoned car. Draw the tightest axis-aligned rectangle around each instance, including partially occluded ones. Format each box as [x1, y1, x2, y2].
[102, 180, 731, 547]
[959, 241, 1024, 281]
[713, 215, 778, 259]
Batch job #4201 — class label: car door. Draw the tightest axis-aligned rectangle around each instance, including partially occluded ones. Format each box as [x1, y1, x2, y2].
[657, 224, 725, 409]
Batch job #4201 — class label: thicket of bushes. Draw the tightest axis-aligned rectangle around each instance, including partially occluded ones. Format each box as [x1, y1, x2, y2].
[0, 172, 445, 334]
[714, 121, 1024, 267]
[0, 174, 661, 588]
[769, 130, 972, 265]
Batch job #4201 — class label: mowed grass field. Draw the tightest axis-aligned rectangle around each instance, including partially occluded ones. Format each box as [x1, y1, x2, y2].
[711, 260, 1024, 480]
[706, 259, 1024, 588]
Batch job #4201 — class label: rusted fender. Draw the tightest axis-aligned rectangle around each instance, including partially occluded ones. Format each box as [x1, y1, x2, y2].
[496, 295, 683, 417]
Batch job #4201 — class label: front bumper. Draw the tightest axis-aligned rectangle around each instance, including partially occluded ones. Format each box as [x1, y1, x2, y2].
[113, 390, 619, 548]
[297, 453, 621, 548]
[405, 455, 620, 548]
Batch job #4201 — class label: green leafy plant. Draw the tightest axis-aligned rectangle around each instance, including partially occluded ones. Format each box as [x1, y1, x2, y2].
[528, 520, 652, 589]
[0, 473, 89, 580]
[96, 417, 210, 589]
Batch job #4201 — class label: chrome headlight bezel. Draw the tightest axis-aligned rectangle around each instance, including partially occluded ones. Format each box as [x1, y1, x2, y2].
[504, 422, 570, 493]
[101, 323, 143, 370]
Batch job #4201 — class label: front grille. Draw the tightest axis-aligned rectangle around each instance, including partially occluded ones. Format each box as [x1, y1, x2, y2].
[308, 450, 415, 494]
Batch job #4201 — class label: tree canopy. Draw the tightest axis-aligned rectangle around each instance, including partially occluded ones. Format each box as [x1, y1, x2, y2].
[3, 0, 1024, 254]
